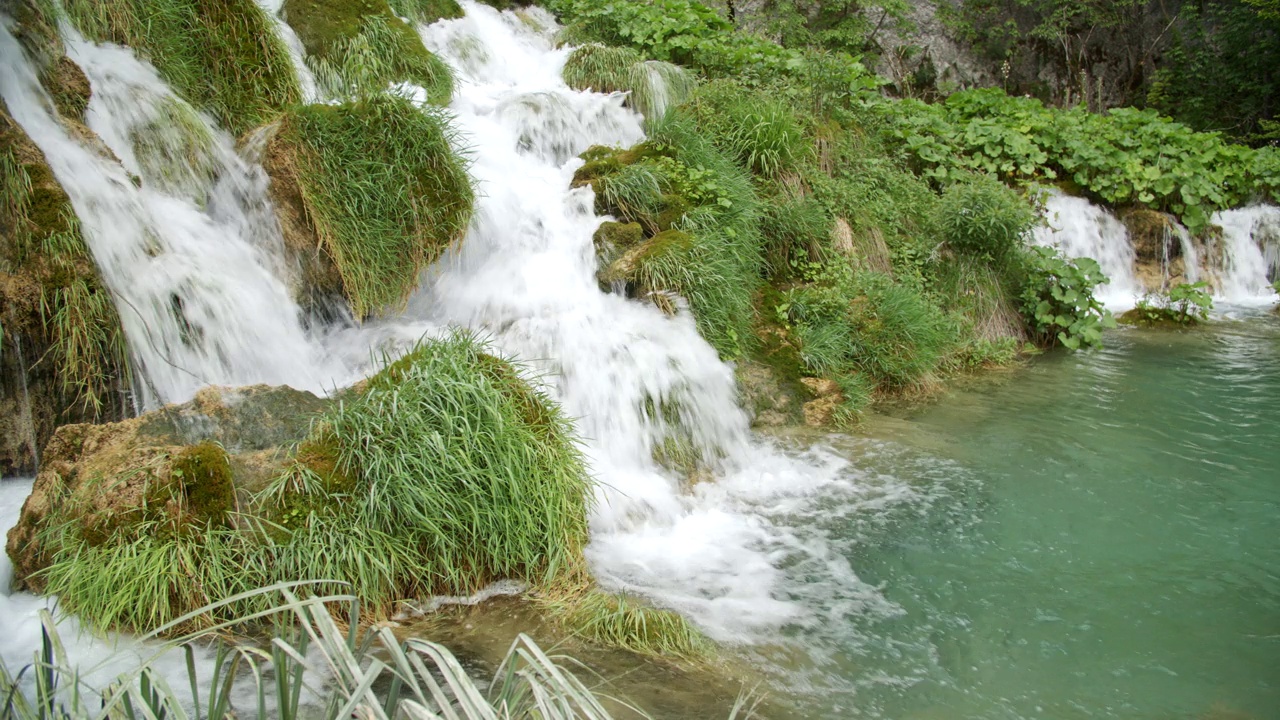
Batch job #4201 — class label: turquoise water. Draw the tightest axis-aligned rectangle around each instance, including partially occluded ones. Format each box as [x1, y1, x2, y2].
[778, 316, 1280, 719]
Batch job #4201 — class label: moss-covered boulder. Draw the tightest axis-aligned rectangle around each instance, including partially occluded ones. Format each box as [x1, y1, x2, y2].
[599, 229, 694, 287]
[1, 101, 129, 476]
[5, 384, 326, 589]
[258, 96, 474, 318]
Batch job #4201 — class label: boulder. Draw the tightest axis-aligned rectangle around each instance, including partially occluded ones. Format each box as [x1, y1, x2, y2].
[5, 384, 326, 590]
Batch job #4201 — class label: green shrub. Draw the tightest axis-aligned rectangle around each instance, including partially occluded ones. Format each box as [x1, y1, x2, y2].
[783, 265, 959, 389]
[277, 95, 473, 317]
[935, 172, 1037, 266]
[1017, 246, 1116, 349]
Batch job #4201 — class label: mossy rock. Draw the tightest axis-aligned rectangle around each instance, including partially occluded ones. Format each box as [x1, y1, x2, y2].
[571, 142, 662, 190]
[592, 221, 644, 276]
[39, 56, 92, 122]
[282, 0, 452, 102]
[262, 97, 474, 318]
[599, 229, 694, 286]
[1117, 306, 1199, 328]
[5, 384, 327, 590]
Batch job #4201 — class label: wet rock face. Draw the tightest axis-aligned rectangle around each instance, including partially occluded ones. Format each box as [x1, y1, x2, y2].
[4, 384, 326, 590]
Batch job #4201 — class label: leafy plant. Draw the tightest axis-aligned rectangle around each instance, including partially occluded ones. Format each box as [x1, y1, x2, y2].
[935, 171, 1037, 266]
[1125, 281, 1213, 326]
[1018, 246, 1115, 349]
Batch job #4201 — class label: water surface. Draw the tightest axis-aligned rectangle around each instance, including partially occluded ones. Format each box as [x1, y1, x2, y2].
[775, 317, 1280, 718]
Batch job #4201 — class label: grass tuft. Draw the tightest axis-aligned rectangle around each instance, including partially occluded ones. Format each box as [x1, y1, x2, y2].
[551, 590, 711, 661]
[34, 333, 593, 630]
[276, 95, 473, 317]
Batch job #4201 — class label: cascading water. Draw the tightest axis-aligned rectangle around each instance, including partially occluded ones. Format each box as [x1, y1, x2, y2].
[1033, 189, 1143, 307]
[1210, 205, 1280, 302]
[409, 2, 878, 640]
[0, 25, 358, 407]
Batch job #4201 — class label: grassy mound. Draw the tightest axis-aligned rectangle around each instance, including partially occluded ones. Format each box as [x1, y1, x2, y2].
[30, 334, 594, 631]
[270, 95, 473, 318]
[562, 44, 694, 122]
[60, 0, 301, 135]
[282, 0, 453, 103]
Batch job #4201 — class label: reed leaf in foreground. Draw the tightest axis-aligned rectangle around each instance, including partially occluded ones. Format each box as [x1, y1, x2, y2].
[0, 587, 760, 719]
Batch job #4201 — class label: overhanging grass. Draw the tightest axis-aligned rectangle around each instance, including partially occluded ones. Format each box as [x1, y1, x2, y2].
[61, 0, 301, 135]
[284, 0, 453, 103]
[277, 95, 473, 317]
[546, 589, 711, 661]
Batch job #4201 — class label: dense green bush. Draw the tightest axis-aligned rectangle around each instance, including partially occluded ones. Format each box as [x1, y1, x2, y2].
[782, 265, 959, 390]
[1017, 246, 1115, 349]
[885, 88, 1280, 234]
[935, 172, 1038, 266]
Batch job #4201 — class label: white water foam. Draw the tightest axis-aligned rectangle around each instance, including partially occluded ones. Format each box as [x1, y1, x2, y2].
[1210, 205, 1280, 304]
[1033, 190, 1142, 309]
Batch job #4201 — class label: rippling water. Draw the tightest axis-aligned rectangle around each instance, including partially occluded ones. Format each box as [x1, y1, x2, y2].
[771, 314, 1280, 718]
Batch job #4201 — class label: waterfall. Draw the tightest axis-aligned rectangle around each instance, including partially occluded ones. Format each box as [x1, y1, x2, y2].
[1033, 189, 1142, 308]
[0, 2, 884, 648]
[0, 26, 352, 407]
[1210, 205, 1280, 303]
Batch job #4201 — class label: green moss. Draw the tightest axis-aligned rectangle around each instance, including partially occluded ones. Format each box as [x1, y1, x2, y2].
[39, 56, 92, 121]
[172, 441, 235, 527]
[592, 221, 643, 250]
[284, 0, 453, 103]
[277, 96, 473, 317]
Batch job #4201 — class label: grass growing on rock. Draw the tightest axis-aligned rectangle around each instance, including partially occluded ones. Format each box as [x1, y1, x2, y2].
[284, 0, 453, 103]
[61, 0, 301, 135]
[33, 333, 596, 632]
[1, 108, 130, 421]
[274, 95, 473, 317]
[563, 44, 695, 123]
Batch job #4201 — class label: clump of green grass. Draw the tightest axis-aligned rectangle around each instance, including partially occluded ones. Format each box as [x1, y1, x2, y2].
[550, 590, 711, 661]
[784, 265, 959, 393]
[688, 81, 811, 178]
[387, 0, 464, 25]
[35, 333, 594, 631]
[284, 0, 453, 104]
[276, 95, 473, 317]
[563, 43, 642, 92]
[62, 0, 301, 135]
[563, 45, 695, 122]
